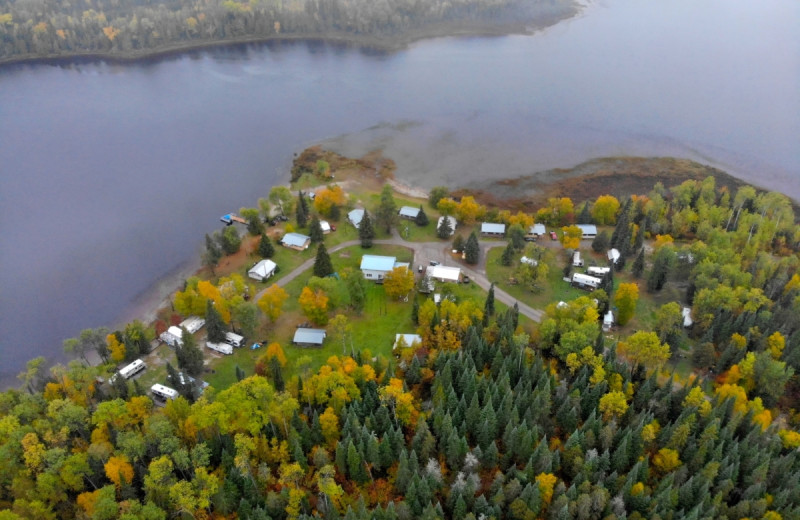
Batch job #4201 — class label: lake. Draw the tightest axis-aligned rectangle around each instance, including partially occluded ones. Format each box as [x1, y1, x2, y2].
[1, 0, 797, 387]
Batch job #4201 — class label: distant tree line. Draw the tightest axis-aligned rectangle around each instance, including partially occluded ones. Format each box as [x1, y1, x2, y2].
[0, 0, 576, 62]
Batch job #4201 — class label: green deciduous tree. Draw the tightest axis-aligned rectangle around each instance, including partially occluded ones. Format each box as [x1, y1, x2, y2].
[239, 207, 264, 236]
[217, 226, 242, 256]
[429, 186, 449, 209]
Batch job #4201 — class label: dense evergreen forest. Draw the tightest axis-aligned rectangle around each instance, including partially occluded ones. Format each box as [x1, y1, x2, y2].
[0, 0, 576, 62]
[2, 176, 800, 519]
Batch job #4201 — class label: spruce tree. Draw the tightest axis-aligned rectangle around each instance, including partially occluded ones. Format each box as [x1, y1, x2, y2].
[205, 299, 227, 343]
[309, 215, 324, 243]
[632, 248, 645, 278]
[177, 327, 204, 377]
[359, 211, 375, 248]
[376, 184, 397, 233]
[203, 233, 222, 272]
[437, 215, 453, 239]
[296, 191, 308, 227]
[465, 231, 480, 265]
[258, 233, 275, 258]
[415, 205, 429, 226]
[578, 202, 592, 224]
[313, 243, 334, 278]
[484, 283, 496, 319]
[501, 243, 514, 266]
[412, 298, 420, 325]
[592, 230, 610, 253]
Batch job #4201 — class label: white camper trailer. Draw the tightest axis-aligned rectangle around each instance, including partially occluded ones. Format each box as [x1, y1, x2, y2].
[225, 332, 245, 348]
[151, 384, 179, 401]
[206, 341, 233, 355]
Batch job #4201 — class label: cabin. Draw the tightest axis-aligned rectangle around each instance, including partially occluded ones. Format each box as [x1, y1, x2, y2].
[281, 232, 311, 251]
[576, 224, 598, 239]
[571, 272, 603, 291]
[398, 206, 421, 220]
[587, 266, 611, 277]
[481, 222, 506, 237]
[360, 255, 409, 281]
[525, 223, 547, 241]
[248, 259, 277, 281]
[608, 248, 621, 265]
[436, 216, 457, 236]
[520, 256, 538, 266]
[394, 334, 422, 350]
[293, 328, 326, 347]
[426, 265, 462, 283]
[603, 311, 615, 332]
[348, 209, 365, 228]
[573, 251, 584, 267]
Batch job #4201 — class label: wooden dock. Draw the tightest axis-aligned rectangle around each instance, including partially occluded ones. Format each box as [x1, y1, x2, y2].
[220, 213, 247, 225]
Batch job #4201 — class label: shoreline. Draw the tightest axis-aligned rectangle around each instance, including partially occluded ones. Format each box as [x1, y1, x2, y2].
[0, 9, 578, 69]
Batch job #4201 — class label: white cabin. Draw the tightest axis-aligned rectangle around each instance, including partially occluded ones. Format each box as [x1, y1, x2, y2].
[248, 259, 277, 282]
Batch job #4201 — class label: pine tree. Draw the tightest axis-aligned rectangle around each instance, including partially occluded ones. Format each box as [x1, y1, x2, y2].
[258, 233, 275, 258]
[359, 211, 375, 248]
[296, 191, 308, 227]
[484, 283, 496, 319]
[632, 248, 645, 278]
[309, 215, 324, 243]
[270, 356, 284, 391]
[177, 326, 205, 377]
[501, 243, 514, 266]
[578, 202, 593, 224]
[437, 215, 453, 239]
[376, 184, 397, 233]
[452, 234, 465, 252]
[313, 243, 334, 277]
[465, 231, 480, 265]
[203, 233, 222, 272]
[592, 230, 610, 253]
[415, 205, 429, 227]
[205, 299, 227, 343]
[412, 298, 420, 325]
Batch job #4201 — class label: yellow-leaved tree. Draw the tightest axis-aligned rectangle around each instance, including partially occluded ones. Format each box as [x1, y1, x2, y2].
[299, 287, 329, 326]
[614, 282, 639, 326]
[620, 330, 670, 374]
[592, 195, 620, 225]
[559, 225, 582, 250]
[104, 455, 134, 488]
[383, 266, 414, 300]
[258, 284, 289, 322]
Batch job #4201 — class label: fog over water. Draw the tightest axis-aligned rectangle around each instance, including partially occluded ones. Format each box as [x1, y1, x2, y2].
[1, 0, 797, 387]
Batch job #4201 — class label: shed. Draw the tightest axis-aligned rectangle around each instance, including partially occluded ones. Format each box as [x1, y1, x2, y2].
[576, 224, 598, 239]
[348, 209, 365, 228]
[293, 328, 327, 346]
[526, 223, 547, 240]
[398, 206, 421, 220]
[394, 334, 422, 350]
[571, 273, 603, 291]
[427, 265, 461, 283]
[436, 216, 457, 236]
[248, 259, 277, 281]
[281, 232, 311, 251]
[481, 222, 506, 237]
[319, 220, 332, 234]
[603, 311, 615, 331]
[608, 248, 621, 265]
[682, 307, 694, 327]
[360, 255, 397, 281]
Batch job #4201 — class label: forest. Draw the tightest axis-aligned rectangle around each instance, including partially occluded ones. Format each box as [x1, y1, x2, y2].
[0, 0, 576, 62]
[2, 171, 800, 519]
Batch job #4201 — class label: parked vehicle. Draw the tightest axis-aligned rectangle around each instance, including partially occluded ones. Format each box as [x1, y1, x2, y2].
[462, 275, 470, 284]
[429, 260, 440, 266]
[550, 231, 558, 240]
[418, 264, 424, 273]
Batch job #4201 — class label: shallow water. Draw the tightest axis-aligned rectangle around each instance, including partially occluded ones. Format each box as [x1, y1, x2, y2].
[0, 0, 797, 387]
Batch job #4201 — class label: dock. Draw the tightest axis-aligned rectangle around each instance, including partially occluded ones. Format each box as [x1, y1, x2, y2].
[220, 213, 247, 225]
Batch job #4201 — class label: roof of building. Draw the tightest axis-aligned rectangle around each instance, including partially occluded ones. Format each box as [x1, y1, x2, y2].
[577, 224, 598, 235]
[282, 232, 310, 248]
[319, 220, 331, 232]
[348, 208, 365, 227]
[437, 215, 457, 228]
[249, 259, 277, 278]
[399, 206, 421, 218]
[394, 334, 422, 349]
[394, 262, 410, 270]
[427, 265, 461, 281]
[481, 222, 506, 234]
[603, 311, 615, 324]
[166, 326, 183, 338]
[608, 248, 621, 263]
[360, 255, 397, 272]
[529, 223, 547, 235]
[293, 328, 327, 345]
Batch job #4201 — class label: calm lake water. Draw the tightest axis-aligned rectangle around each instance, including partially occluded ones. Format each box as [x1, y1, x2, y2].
[1, 0, 798, 387]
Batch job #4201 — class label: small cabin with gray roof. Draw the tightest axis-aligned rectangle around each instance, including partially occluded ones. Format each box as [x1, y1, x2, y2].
[348, 208, 365, 228]
[526, 223, 547, 241]
[398, 206, 421, 220]
[481, 222, 506, 237]
[281, 232, 311, 251]
[293, 328, 326, 346]
[360, 255, 409, 281]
